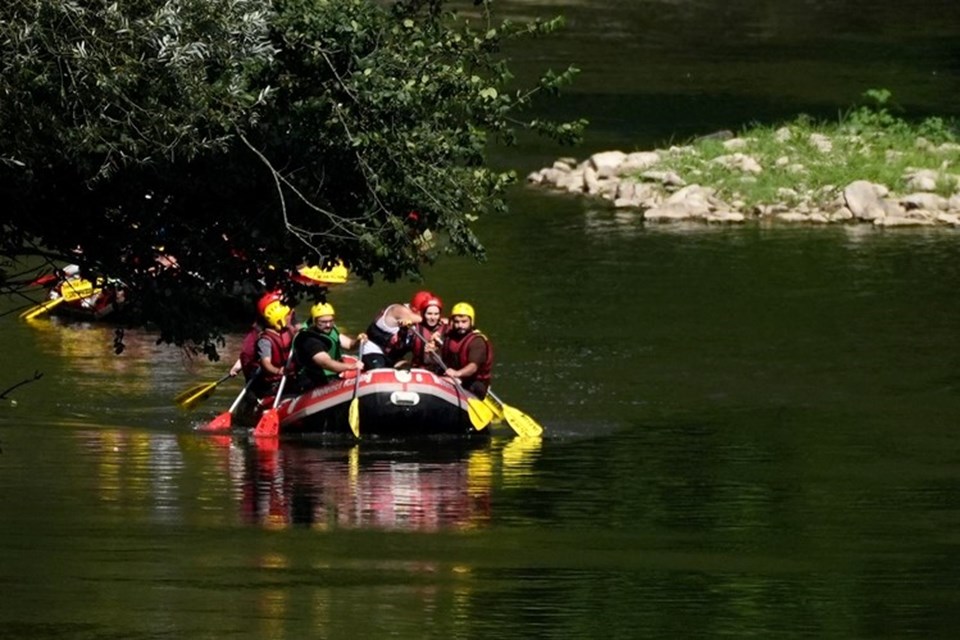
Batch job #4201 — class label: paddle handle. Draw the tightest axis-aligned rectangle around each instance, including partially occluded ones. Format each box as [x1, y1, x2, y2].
[353, 340, 365, 392]
[409, 326, 450, 370]
[270, 348, 298, 410]
[227, 372, 259, 414]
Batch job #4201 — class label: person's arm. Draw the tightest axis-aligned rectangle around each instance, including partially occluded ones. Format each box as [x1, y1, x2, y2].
[258, 337, 284, 376]
[444, 362, 477, 380]
[228, 357, 242, 377]
[340, 332, 367, 351]
[444, 338, 486, 380]
[387, 304, 422, 327]
[312, 351, 362, 373]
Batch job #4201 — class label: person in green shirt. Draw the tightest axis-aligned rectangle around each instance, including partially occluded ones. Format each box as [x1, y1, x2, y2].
[294, 302, 364, 391]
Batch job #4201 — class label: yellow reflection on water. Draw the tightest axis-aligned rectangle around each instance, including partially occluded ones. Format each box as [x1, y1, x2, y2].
[501, 436, 543, 488]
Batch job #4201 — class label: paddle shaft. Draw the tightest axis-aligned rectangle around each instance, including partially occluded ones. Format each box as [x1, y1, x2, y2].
[409, 326, 450, 371]
[409, 327, 491, 430]
[347, 340, 365, 438]
[270, 353, 296, 410]
[228, 371, 260, 413]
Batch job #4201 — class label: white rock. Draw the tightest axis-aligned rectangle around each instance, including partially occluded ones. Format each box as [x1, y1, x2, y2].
[617, 152, 661, 175]
[640, 170, 686, 187]
[935, 212, 960, 225]
[901, 192, 947, 211]
[830, 207, 854, 222]
[538, 168, 565, 186]
[666, 185, 713, 216]
[710, 153, 763, 174]
[722, 138, 751, 151]
[874, 216, 935, 227]
[774, 127, 792, 143]
[583, 166, 601, 195]
[644, 202, 695, 221]
[904, 169, 940, 192]
[704, 211, 746, 223]
[809, 133, 833, 153]
[556, 170, 585, 192]
[777, 212, 810, 223]
[775, 156, 790, 168]
[882, 200, 906, 218]
[843, 180, 887, 220]
[776, 187, 799, 200]
[589, 151, 627, 178]
[904, 209, 936, 221]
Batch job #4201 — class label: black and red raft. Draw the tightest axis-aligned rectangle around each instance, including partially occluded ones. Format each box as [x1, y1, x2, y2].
[241, 367, 491, 438]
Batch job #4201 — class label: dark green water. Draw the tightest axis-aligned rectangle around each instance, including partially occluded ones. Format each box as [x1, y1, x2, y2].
[3, 1, 960, 638]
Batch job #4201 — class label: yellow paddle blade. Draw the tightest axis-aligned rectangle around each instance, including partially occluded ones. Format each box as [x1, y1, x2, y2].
[483, 395, 504, 423]
[178, 383, 219, 410]
[173, 382, 213, 404]
[20, 296, 66, 320]
[348, 397, 360, 438]
[466, 397, 494, 431]
[502, 403, 544, 438]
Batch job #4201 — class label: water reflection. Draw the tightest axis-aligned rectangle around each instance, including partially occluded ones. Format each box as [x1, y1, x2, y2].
[66, 426, 544, 532]
[193, 436, 544, 531]
[231, 441, 492, 531]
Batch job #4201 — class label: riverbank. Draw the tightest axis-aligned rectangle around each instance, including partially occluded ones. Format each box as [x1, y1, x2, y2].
[527, 96, 960, 228]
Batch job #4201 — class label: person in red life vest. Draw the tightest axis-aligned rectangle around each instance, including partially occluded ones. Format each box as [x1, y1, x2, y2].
[228, 291, 281, 379]
[363, 300, 423, 370]
[409, 294, 448, 371]
[251, 299, 297, 399]
[293, 302, 365, 391]
[439, 302, 493, 399]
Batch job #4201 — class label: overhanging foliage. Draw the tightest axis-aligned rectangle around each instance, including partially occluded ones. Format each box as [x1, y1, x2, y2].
[0, 0, 584, 356]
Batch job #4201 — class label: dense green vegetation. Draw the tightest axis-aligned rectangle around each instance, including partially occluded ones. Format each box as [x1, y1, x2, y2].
[0, 0, 583, 355]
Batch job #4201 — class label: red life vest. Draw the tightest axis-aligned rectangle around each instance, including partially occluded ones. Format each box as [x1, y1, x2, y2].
[258, 328, 294, 383]
[440, 330, 492, 385]
[238, 325, 261, 380]
[411, 322, 447, 368]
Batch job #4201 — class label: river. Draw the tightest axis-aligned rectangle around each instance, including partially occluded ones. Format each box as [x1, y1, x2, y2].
[2, 1, 960, 638]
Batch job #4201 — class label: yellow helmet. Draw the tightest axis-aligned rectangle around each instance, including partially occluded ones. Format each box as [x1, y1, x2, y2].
[262, 300, 291, 330]
[450, 302, 475, 324]
[310, 302, 336, 320]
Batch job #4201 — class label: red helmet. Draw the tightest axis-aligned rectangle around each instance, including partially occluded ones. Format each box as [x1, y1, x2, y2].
[410, 290, 433, 313]
[256, 290, 282, 316]
[422, 296, 443, 313]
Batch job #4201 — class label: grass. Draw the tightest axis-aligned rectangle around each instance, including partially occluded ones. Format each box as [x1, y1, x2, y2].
[650, 92, 960, 211]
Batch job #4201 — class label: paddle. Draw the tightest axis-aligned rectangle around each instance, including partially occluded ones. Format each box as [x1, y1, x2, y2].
[253, 349, 297, 439]
[484, 389, 544, 438]
[347, 340, 365, 438]
[174, 373, 232, 410]
[409, 327, 492, 431]
[19, 278, 98, 320]
[199, 372, 260, 432]
[19, 297, 66, 320]
[483, 394, 505, 424]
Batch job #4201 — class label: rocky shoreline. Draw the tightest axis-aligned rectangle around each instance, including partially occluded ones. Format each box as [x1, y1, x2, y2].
[526, 129, 960, 228]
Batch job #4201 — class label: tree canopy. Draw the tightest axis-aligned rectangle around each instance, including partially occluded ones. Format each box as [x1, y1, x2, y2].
[0, 0, 583, 357]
